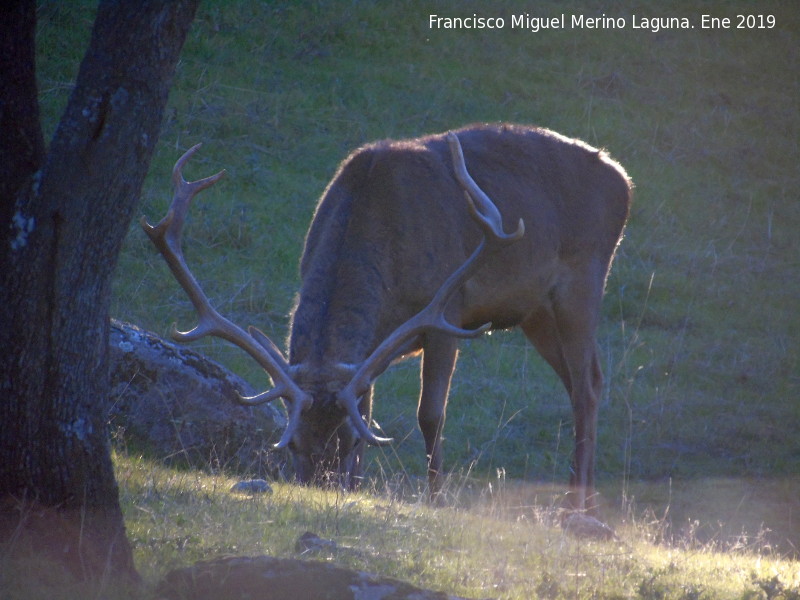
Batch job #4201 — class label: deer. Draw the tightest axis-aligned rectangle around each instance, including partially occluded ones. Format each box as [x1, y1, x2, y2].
[141, 123, 631, 513]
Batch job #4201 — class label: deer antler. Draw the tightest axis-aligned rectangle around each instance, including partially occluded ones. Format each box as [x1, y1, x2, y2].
[140, 144, 311, 449]
[336, 132, 525, 446]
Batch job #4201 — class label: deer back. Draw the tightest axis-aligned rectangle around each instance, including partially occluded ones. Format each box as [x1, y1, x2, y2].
[289, 123, 630, 370]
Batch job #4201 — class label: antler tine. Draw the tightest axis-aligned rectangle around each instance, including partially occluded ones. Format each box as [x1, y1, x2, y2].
[336, 241, 491, 446]
[141, 145, 311, 447]
[447, 132, 525, 242]
[337, 132, 526, 446]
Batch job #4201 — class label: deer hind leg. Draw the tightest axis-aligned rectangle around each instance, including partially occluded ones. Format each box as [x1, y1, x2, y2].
[418, 333, 459, 503]
[522, 277, 604, 514]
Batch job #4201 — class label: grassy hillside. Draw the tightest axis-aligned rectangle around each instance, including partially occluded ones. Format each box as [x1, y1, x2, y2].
[33, 0, 799, 582]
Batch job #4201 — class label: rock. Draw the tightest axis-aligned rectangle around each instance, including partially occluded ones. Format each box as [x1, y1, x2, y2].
[108, 320, 287, 477]
[231, 479, 273, 494]
[562, 513, 618, 541]
[157, 555, 491, 600]
[294, 531, 368, 560]
[295, 531, 338, 554]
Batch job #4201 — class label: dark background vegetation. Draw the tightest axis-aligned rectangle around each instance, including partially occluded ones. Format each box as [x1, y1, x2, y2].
[37, 0, 799, 550]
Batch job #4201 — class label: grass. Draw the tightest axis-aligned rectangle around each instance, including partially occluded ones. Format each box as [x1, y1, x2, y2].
[3, 453, 799, 599]
[23, 0, 800, 596]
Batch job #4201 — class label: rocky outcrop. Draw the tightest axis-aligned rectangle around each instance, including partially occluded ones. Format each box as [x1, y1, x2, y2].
[157, 554, 491, 600]
[108, 320, 287, 477]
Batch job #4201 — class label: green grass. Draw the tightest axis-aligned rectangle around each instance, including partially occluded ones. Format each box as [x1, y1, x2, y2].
[26, 0, 800, 594]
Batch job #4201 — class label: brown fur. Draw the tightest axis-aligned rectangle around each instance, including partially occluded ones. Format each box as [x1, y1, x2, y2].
[287, 123, 631, 508]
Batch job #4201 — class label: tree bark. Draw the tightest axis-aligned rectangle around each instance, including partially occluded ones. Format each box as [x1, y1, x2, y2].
[0, 0, 199, 581]
[0, 0, 44, 210]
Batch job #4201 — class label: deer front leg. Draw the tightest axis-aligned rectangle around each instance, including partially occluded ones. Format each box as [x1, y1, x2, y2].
[418, 334, 459, 503]
[339, 386, 373, 491]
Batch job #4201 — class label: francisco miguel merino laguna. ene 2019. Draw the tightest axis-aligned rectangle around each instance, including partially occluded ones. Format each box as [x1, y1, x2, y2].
[429, 13, 696, 33]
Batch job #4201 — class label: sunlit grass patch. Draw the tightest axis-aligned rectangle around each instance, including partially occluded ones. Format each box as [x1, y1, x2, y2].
[109, 453, 800, 599]
[4, 454, 798, 599]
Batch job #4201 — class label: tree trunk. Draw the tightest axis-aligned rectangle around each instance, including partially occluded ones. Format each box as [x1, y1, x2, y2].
[0, 0, 198, 581]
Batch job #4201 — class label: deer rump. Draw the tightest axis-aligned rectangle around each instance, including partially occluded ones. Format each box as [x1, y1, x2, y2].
[287, 123, 631, 505]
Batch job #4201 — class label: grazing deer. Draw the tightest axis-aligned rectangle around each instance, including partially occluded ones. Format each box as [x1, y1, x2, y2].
[142, 123, 631, 511]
